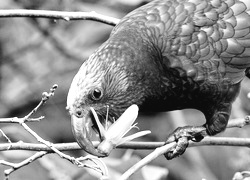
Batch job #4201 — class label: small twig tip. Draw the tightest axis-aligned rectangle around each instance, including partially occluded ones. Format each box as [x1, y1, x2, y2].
[245, 116, 250, 124]
[52, 84, 58, 90]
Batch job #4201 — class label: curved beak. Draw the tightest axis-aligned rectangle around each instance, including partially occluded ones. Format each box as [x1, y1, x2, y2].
[71, 113, 105, 157]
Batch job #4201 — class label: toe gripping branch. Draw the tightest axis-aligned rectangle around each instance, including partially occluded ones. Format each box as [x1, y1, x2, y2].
[164, 126, 207, 160]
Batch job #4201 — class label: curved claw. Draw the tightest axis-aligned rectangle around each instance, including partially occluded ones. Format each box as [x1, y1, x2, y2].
[164, 136, 189, 160]
[71, 114, 105, 157]
[164, 125, 207, 160]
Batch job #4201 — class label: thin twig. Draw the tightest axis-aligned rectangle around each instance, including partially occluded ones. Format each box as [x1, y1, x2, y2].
[0, 10, 119, 26]
[119, 142, 176, 180]
[0, 117, 44, 123]
[0, 84, 57, 123]
[0, 142, 81, 151]
[0, 151, 48, 180]
[0, 129, 12, 144]
[227, 116, 250, 128]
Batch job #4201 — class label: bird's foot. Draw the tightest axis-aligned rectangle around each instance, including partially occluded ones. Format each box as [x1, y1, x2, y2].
[164, 126, 207, 160]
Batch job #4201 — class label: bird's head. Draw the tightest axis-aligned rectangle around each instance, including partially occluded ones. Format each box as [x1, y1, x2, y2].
[67, 40, 146, 157]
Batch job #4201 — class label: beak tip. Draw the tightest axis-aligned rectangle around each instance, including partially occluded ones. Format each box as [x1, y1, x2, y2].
[97, 140, 114, 157]
[80, 141, 106, 157]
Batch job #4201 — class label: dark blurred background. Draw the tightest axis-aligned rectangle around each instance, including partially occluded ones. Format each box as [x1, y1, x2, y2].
[0, 0, 250, 180]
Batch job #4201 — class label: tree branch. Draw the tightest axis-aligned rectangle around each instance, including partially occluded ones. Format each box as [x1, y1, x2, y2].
[0, 136, 250, 152]
[119, 142, 176, 180]
[0, 9, 119, 26]
[1, 114, 249, 151]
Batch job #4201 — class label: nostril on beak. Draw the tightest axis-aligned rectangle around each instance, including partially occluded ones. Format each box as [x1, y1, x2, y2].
[75, 109, 83, 118]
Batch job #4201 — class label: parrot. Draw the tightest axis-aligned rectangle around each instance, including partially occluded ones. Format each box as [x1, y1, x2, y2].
[67, 0, 250, 159]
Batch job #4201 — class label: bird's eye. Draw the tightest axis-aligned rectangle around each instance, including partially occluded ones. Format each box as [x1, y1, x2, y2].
[91, 88, 103, 101]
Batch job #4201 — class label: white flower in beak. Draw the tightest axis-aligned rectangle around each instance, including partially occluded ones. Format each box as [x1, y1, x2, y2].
[90, 104, 151, 156]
